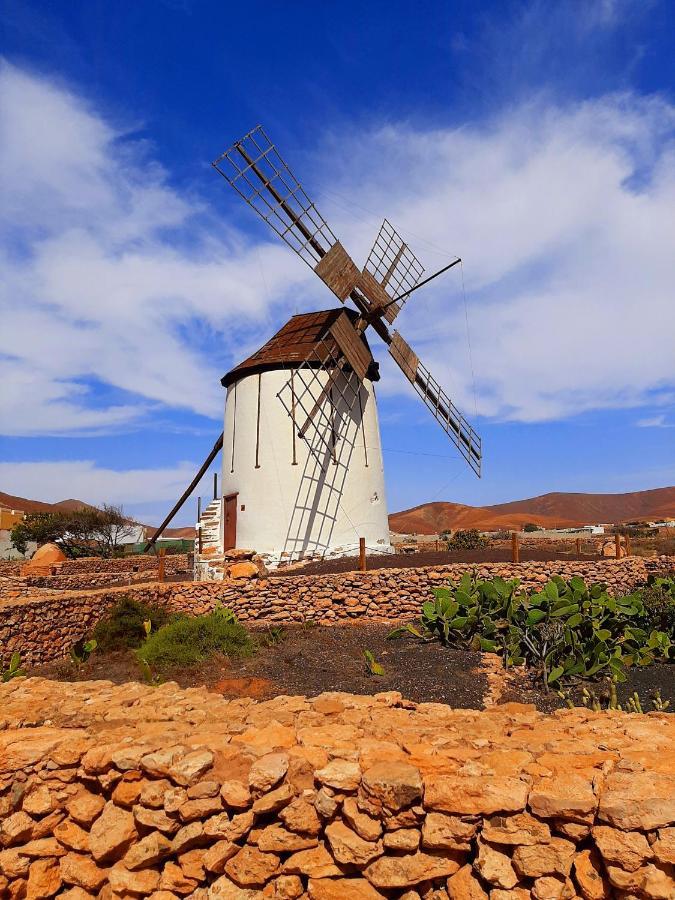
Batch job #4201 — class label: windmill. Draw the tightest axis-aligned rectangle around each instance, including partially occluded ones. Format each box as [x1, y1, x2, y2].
[146, 126, 481, 566]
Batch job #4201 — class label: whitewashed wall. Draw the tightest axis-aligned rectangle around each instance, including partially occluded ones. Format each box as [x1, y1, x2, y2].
[221, 368, 391, 563]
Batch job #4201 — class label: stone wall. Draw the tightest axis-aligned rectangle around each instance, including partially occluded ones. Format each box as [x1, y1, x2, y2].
[0, 557, 654, 668]
[0, 677, 673, 898]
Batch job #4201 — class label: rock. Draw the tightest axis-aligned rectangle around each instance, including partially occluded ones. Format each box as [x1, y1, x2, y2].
[220, 781, 252, 810]
[123, 831, 172, 869]
[225, 846, 280, 886]
[26, 858, 62, 899]
[188, 780, 221, 799]
[512, 836, 575, 878]
[249, 754, 289, 794]
[140, 779, 172, 809]
[592, 825, 652, 872]
[59, 853, 108, 891]
[22, 786, 54, 817]
[203, 841, 239, 874]
[425, 776, 528, 816]
[17, 837, 65, 858]
[422, 813, 477, 851]
[482, 812, 550, 846]
[360, 762, 422, 813]
[553, 820, 590, 841]
[315, 760, 362, 792]
[179, 847, 206, 881]
[170, 749, 215, 786]
[529, 774, 597, 823]
[252, 784, 295, 815]
[281, 844, 341, 878]
[204, 811, 254, 843]
[228, 562, 259, 580]
[382, 828, 420, 851]
[279, 797, 321, 836]
[208, 874, 265, 898]
[473, 839, 518, 889]
[598, 773, 675, 831]
[364, 850, 463, 888]
[108, 864, 160, 895]
[446, 865, 489, 900]
[314, 788, 340, 819]
[341, 797, 382, 841]
[325, 820, 383, 867]
[0, 810, 34, 846]
[88, 801, 137, 863]
[112, 775, 144, 809]
[257, 824, 318, 853]
[573, 848, 610, 900]
[179, 796, 223, 822]
[531, 875, 575, 899]
[170, 821, 204, 855]
[490, 891, 530, 900]
[140, 746, 186, 779]
[0, 847, 30, 879]
[159, 860, 198, 894]
[307, 877, 386, 899]
[653, 828, 675, 865]
[133, 804, 180, 835]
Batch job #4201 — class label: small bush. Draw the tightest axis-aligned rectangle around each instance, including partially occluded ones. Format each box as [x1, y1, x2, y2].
[447, 529, 488, 551]
[523, 523, 541, 533]
[641, 576, 675, 646]
[92, 597, 170, 651]
[137, 607, 253, 669]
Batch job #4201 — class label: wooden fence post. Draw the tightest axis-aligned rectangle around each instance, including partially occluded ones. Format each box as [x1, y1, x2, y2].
[158, 547, 166, 582]
[359, 537, 366, 572]
[511, 531, 520, 564]
[625, 534, 631, 556]
[615, 533, 622, 559]
[576, 537, 581, 559]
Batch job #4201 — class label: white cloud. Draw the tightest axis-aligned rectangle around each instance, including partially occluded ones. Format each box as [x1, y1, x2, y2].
[2, 60, 675, 439]
[0, 459, 207, 507]
[636, 415, 673, 428]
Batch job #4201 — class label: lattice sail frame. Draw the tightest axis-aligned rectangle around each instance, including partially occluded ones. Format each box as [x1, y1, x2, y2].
[212, 125, 337, 268]
[276, 333, 365, 464]
[363, 219, 425, 323]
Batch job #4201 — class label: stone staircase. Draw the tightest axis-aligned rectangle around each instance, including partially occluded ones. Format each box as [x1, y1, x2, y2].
[194, 499, 226, 581]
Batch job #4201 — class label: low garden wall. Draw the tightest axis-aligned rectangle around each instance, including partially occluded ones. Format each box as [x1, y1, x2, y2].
[0, 557, 656, 667]
[0, 677, 673, 898]
[57, 554, 190, 575]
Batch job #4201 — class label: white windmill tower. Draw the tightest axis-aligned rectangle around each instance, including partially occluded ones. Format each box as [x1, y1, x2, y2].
[145, 127, 482, 571]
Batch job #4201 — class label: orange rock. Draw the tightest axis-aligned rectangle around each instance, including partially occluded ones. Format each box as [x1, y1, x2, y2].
[108, 864, 160, 894]
[228, 561, 259, 579]
[598, 772, 675, 831]
[529, 773, 597, 822]
[263, 874, 304, 899]
[573, 848, 610, 900]
[364, 850, 463, 888]
[225, 846, 280, 886]
[425, 775, 529, 816]
[482, 812, 550, 846]
[653, 828, 675, 865]
[324, 820, 383, 867]
[592, 825, 652, 872]
[88, 801, 137, 863]
[203, 840, 239, 874]
[257, 824, 318, 853]
[26, 858, 62, 899]
[279, 797, 321, 836]
[512, 836, 575, 878]
[307, 877, 386, 899]
[59, 853, 108, 892]
[446, 864, 489, 900]
[474, 838, 518, 889]
[281, 843, 341, 878]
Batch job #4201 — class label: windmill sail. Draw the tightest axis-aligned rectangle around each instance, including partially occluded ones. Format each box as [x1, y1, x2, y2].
[363, 219, 425, 323]
[389, 332, 482, 476]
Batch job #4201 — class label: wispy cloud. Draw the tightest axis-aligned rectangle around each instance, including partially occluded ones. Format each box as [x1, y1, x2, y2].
[636, 415, 673, 428]
[2, 59, 675, 441]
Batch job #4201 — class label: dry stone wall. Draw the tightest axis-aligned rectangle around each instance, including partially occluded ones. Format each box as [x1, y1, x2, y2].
[0, 677, 673, 898]
[0, 558, 656, 667]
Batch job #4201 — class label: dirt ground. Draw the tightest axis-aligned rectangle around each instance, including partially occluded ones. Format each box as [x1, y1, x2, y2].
[273, 547, 599, 577]
[29, 622, 673, 713]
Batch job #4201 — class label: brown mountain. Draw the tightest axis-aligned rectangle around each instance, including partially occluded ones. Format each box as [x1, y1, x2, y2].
[0, 491, 193, 540]
[389, 486, 675, 534]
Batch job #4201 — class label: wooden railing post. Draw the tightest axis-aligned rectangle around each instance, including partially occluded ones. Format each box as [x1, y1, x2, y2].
[359, 537, 366, 572]
[511, 531, 520, 564]
[158, 547, 166, 582]
[615, 533, 622, 559]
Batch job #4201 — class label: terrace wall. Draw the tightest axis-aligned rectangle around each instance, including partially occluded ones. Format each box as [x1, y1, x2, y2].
[0, 678, 673, 898]
[0, 557, 655, 667]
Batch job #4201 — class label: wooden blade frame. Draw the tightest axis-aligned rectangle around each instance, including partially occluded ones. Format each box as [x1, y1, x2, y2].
[389, 332, 482, 476]
[277, 318, 368, 464]
[363, 219, 425, 323]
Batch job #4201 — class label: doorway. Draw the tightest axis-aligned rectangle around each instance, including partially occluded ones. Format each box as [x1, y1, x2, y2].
[223, 493, 238, 550]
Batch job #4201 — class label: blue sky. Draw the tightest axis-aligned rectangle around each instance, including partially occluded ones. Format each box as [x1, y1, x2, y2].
[1, 0, 674, 525]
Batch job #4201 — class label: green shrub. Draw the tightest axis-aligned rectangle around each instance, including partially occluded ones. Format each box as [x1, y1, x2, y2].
[390, 574, 671, 688]
[641, 576, 675, 647]
[523, 523, 541, 533]
[447, 529, 488, 551]
[137, 607, 253, 669]
[92, 597, 170, 651]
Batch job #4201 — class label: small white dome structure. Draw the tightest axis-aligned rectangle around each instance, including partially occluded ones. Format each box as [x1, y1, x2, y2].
[219, 308, 391, 566]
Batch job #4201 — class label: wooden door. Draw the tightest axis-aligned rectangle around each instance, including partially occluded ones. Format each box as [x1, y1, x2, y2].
[223, 493, 238, 550]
